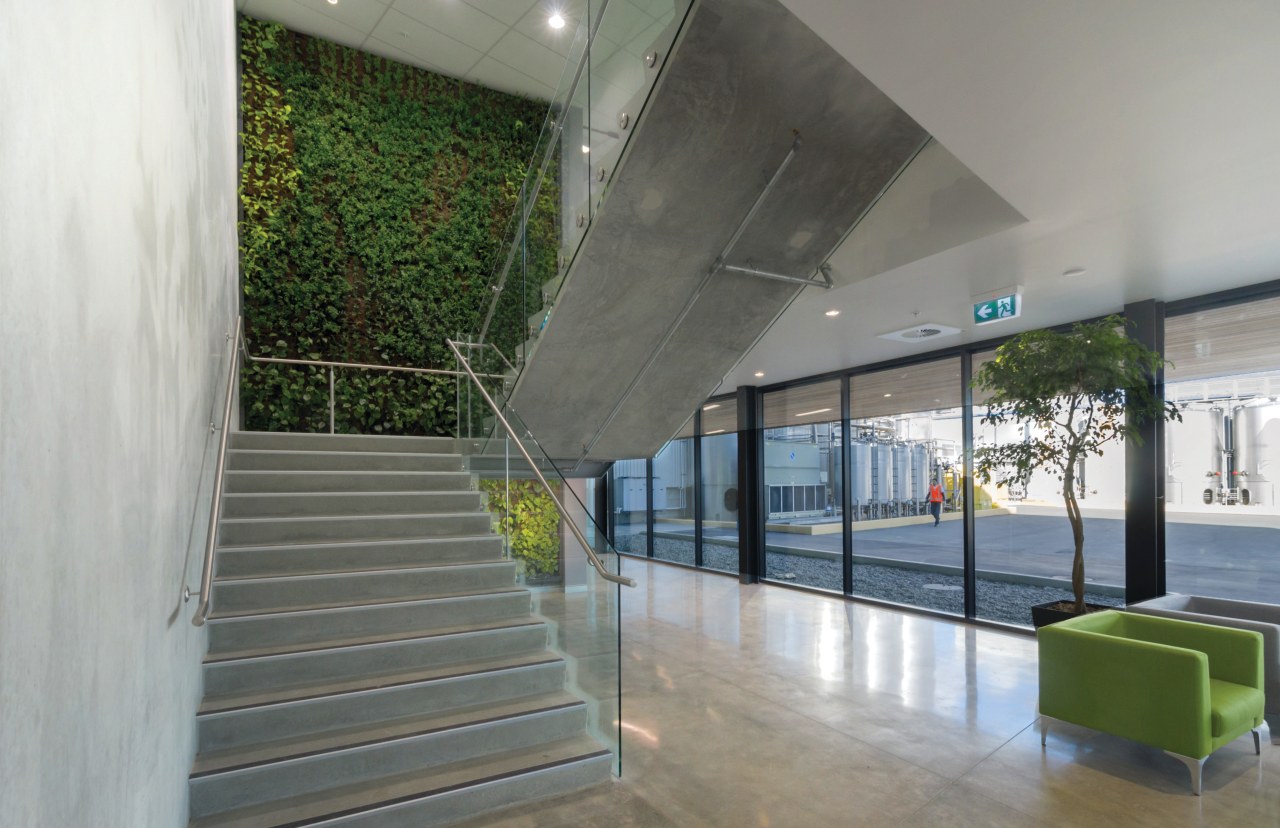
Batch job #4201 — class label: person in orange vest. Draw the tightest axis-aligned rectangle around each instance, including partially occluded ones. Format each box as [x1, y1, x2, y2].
[928, 479, 945, 526]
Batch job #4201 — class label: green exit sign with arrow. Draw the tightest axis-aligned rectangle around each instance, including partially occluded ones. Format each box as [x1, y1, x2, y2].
[973, 292, 1021, 325]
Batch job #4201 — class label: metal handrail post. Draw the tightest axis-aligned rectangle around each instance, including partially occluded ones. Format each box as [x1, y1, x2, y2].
[193, 318, 242, 626]
[445, 338, 634, 588]
[328, 366, 335, 434]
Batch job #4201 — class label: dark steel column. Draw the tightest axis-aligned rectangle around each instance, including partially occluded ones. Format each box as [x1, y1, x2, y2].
[961, 352, 977, 618]
[1125, 299, 1166, 603]
[736, 385, 764, 583]
[645, 457, 655, 557]
[693, 410, 704, 568]
[840, 375, 854, 595]
[597, 468, 611, 547]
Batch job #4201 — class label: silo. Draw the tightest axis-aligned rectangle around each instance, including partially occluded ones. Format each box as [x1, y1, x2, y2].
[871, 442, 892, 507]
[849, 441, 872, 516]
[891, 444, 911, 506]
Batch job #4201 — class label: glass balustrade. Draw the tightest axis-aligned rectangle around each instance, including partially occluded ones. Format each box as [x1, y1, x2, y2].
[467, 0, 695, 398]
[452, 344, 627, 774]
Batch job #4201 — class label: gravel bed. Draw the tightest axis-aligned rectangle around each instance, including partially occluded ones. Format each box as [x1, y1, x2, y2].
[626, 533, 1123, 627]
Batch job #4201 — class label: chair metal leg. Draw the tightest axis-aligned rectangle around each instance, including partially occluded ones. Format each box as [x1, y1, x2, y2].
[1039, 715, 1049, 746]
[1252, 727, 1262, 755]
[1164, 751, 1206, 795]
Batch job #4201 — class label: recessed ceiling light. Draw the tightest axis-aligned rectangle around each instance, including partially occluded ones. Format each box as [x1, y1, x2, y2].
[754, 371, 765, 378]
[796, 408, 832, 417]
[883, 393, 892, 398]
[549, 12, 566, 29]
[703, 403, 720, 411]
[1062, 266, 1087, 277]
[327, 0, 338, 5]
[824, 309, 840, 317]
[581, 145, 590, 154]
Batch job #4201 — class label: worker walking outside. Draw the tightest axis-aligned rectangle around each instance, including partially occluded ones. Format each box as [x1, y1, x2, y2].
[928, 479, 945, 526]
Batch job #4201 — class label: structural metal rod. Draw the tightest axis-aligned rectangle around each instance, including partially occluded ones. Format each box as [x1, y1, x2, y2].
[193, 318, 242, 627]
[452, 341, 518, 374]
[719, 262, 833, 289]
[446, 338, 635, 588]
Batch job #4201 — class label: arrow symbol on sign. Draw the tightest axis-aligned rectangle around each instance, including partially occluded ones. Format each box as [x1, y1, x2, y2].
[977, 304, 993, 319]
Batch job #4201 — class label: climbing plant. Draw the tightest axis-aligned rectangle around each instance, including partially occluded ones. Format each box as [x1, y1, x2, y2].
[237, 16, 557, 434]
[479, 479, 563, 577]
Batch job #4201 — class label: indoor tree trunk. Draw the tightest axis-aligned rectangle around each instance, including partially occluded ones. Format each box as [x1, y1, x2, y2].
[1062, 466, 1086, 614]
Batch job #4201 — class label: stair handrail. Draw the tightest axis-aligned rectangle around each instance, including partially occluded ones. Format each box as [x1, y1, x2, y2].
[192, 317, 243, 627]
[445, 338, 635, 588]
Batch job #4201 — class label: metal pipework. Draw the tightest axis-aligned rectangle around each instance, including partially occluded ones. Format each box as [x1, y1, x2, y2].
[192, 318, 242, 627]
[719, 261, 834, 290]
[445, 338, 635, 588]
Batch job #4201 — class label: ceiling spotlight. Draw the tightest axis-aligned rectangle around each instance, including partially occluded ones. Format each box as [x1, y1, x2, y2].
[1062, 266, 1087, 277]
[883, 393, 892, 398]
[754, 371, 765, 378]
[327, 0, 338, 5]
[824, 309, 840, 317]
[549, 12, 566, 29]
[581, 145, 590, 154]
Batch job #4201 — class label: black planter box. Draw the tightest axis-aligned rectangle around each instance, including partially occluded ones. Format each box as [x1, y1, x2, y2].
[1030, 600, 1113, 629]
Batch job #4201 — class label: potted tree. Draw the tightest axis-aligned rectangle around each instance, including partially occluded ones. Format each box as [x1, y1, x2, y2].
[972, 315, 1179, 627]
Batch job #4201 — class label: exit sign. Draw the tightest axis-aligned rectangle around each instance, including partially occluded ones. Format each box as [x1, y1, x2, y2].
[973, 293, 1021, 325]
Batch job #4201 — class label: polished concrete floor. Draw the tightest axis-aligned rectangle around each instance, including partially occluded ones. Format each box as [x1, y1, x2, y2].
[459, 559, 1279, 827]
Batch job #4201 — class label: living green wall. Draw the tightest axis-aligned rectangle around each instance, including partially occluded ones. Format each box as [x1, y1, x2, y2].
[237, 16, 557, 434]
[479, 478, 563, 577]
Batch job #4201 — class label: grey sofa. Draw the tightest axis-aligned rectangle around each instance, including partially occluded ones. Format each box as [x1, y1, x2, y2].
[1127, 594, 1280, 743]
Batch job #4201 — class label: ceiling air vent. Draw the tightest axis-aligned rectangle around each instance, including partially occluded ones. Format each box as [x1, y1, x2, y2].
[877, 322, 961, 344]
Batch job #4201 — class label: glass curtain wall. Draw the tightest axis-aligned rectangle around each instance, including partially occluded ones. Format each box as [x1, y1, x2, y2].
[652, 418, 696, 565]
[608, 457, 650, 556]
[1164, 297, 1280, 603]
[700, 398, 739, 573]
[848, 360, 964, 614]
[762, 381, 844, 592]
[970, 350, 1126, 625]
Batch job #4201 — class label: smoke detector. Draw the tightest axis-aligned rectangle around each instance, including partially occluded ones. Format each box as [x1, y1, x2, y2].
[878, 322, 960, 343]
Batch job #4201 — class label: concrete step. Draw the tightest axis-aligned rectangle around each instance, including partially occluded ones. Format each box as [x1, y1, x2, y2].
[190, 736, 611, 827]
[227, 449, 463, 473]
[231, 432, 457, 454]
[224, 470, 472, 494]
[194, 691, 584, 776]
[189, 698, 589, 821]
[221, 491, 485, 519]
[199, 650, 560, 716]
[214, 536, 505, 579]
[197, 656, 568, 754]
[207, 591, 531, 657]
[217, 513, 492, 546]
[202, 623, 550, 700]
[210, 563, 518, 615]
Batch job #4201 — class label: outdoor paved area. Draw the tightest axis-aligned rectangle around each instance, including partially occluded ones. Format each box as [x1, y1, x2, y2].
[627, 513, 1279, 605]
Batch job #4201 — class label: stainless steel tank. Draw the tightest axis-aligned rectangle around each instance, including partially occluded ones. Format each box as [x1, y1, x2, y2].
[1233, 402, 1280, 504]
[891, 444, 911, 502]
[910, 443, 931, 501]
[871, 442, 892, 503]
[849, 441, 872, 505]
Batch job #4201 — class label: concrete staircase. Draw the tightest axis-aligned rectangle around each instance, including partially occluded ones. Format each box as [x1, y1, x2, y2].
[189, 431, 612, 827]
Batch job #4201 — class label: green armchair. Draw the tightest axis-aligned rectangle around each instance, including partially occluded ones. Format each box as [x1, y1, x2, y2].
[1038, 610, 1264, 794]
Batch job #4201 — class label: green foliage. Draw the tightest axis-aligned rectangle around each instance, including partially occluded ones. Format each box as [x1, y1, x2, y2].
[237, 17, 556, 434]
[972, 315, 1180, 611]
[479, 479, 562, 577]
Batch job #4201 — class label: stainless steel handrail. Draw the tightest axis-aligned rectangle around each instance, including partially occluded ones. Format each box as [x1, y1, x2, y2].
[192, 318, 242, 627]
[245, 354, 507, 435]
[446, 338, 635, 588]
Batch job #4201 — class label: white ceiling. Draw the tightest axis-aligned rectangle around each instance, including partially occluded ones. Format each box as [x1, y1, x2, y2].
[718, 0, 1280, 392]
[236, 0, 603, 99]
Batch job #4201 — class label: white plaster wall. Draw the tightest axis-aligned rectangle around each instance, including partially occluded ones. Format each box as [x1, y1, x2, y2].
[0, 1, 238, 824]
